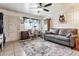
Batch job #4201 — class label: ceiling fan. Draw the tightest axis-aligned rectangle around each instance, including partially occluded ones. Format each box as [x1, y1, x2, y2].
[30, 3, 52, 12]
[38, 3, 52, 12]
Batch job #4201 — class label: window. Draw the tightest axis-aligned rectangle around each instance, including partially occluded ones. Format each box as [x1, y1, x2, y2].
[24, 19, 32, 30]
[24, 18, 40, 31]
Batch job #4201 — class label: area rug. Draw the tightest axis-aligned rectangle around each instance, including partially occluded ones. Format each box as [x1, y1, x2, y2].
[20, 37, 79, 56]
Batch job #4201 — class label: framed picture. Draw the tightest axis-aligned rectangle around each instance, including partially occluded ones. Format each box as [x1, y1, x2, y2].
[59, 15, 65, 23]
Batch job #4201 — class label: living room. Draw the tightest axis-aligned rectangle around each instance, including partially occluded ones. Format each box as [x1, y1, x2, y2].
[0, 3, 79, 56]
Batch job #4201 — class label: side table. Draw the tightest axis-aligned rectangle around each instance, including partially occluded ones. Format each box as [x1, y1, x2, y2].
[74, 37, 79, 51]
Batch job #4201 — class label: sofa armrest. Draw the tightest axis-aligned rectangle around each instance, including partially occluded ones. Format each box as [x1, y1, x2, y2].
[45, 31, 50, 34]
[69, 35, 78, 47]
[70, 34, 78, 38]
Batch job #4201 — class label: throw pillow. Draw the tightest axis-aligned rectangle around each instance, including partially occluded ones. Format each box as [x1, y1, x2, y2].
[66, 33, 71, 38]
[59, 30, 67, 36]
[50, 28, 59, 34]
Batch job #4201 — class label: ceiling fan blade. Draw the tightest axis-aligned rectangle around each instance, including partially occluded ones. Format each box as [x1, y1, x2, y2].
[43, 9, 49, 12]
[44, 3, 52, 7]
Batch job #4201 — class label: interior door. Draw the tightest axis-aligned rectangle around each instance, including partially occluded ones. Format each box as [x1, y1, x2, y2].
[4, 15, 19, 42]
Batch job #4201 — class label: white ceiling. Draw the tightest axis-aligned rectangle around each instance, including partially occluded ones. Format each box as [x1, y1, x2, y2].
[0, 3, 79, 17]
[0, 3, 48, 16]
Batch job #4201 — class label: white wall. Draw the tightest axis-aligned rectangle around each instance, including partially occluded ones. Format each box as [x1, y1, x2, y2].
[41, 20, 48, 33]
[49, 4, 79, 35]
[4, 15, 20, 42]
[0, 9, 43, 42]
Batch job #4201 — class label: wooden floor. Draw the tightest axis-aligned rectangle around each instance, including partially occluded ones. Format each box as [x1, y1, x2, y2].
[0, 41, 26, 56]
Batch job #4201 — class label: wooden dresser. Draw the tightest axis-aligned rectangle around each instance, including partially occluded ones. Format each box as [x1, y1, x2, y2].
[21, 31, 29, 40]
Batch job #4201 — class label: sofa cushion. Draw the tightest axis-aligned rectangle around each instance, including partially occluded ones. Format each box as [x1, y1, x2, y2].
[56, 35, 70, 41]
[55, 39, 70, 46]
[58, 29, 68, 36]
[45, 34, 57, 37]
[45, 34, 69, 41]
[50, 28, 59, 34]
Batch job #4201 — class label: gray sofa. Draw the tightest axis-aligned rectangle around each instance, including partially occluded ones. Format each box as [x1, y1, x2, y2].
[44, 28, 78, 48]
